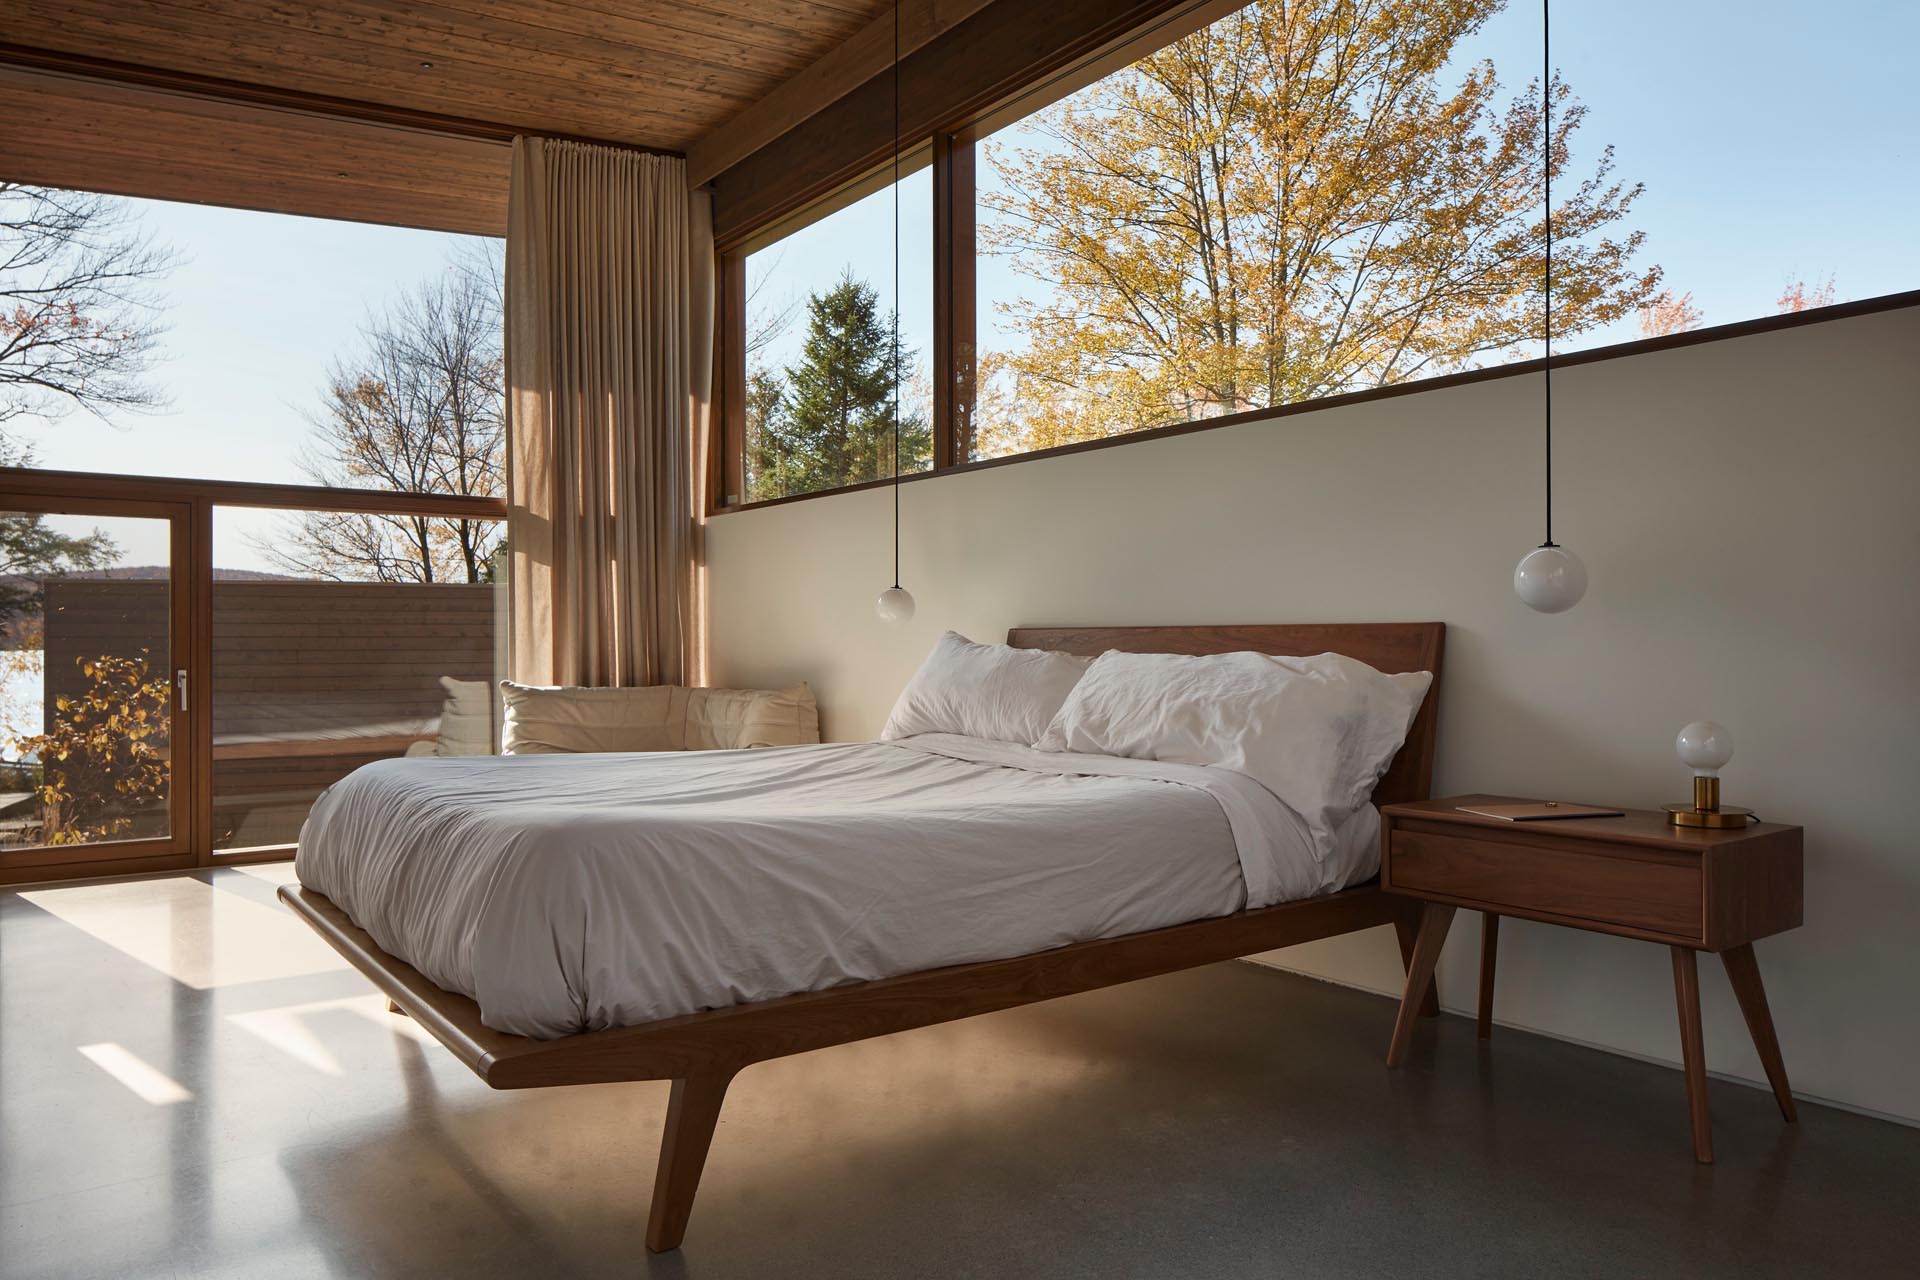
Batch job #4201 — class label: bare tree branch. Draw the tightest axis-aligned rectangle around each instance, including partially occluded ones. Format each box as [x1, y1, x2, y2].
[251, 251, 506, 583]
[0, 184, 177, 432]
[744, 249, 801, 359]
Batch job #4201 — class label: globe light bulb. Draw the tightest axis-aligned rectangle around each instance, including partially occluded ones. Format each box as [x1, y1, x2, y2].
[1514, 544, 1587, 613]
[875, 586, 915, 623]
[1675, 720, 1733, 777]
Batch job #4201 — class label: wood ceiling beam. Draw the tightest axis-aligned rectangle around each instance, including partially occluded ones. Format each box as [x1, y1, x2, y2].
[685, 0, 995, 188]
[708, 0, 1199, 243]
[0, 41, 683, 157]
[0, 63, 510, 236]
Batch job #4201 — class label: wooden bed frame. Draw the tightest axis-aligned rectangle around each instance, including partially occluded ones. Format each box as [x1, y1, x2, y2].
[279, 622, 1445, 1252]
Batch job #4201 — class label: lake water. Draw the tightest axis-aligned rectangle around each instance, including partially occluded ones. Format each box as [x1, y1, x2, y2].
[0, 650, 44, 757]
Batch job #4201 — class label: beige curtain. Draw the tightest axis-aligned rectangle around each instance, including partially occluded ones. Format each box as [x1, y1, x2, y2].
[506, 137, 714, 688]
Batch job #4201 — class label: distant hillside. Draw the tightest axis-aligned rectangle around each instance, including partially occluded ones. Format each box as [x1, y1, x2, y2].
[49, 566, 303, 582]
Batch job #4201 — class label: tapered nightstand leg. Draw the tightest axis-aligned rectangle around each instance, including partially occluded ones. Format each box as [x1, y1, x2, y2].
[1393, 911, 1441, 1019]
[1387, 903, 1455, 1068]
[1671, 947, 1713, 1163]
[1720, 944, 1797, 1123]
[1477, 913, 1499, 1039]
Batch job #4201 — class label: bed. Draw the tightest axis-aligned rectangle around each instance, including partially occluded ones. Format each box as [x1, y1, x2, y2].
[280, 622, 1445, 1251]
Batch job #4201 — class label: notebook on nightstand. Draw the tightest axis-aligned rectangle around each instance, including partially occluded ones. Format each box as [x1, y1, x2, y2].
[1455, 801, 1626, 822]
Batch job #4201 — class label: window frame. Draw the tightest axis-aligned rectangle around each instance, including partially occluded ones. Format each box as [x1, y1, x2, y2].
[0, 490, 194, 881]
[708, 1, 1920, 516]
[714, 146, 942, 509]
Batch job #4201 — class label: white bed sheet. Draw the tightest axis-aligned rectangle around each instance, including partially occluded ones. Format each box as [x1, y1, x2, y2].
[294, 735, 1379, 1038]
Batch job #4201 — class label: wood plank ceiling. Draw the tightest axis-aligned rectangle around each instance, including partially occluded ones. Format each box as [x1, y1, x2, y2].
[0, 0, 894, 234]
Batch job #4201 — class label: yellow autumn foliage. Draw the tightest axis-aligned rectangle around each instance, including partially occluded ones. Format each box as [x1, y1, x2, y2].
[15, 651, 170, 846]
[973, 0, 1661, 458]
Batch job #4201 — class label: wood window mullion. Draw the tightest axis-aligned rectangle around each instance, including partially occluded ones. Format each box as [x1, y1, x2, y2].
[933, 131, 977, 470]
[718, 253, 747, 508]
[187, 498, 214, 865]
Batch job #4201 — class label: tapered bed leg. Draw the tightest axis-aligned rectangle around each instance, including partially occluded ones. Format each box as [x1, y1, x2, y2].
[386, 999, 406, 1016]
[1394, 910, 1441, 1019]
[646, 1071, 736, 1253]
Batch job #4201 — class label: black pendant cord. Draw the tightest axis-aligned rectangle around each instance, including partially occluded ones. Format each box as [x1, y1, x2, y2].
[1541, 0, 1556, 551]
[890, 0, 903, 590]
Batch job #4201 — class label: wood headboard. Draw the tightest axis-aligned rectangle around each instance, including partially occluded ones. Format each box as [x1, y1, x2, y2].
[1006, 623, 1445, 807]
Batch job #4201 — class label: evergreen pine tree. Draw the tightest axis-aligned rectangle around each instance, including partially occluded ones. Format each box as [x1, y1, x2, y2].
[746, 270, 929, 501]
[742, 368, 792, 499]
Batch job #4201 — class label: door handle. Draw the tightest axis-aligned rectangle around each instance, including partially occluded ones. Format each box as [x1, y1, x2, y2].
[175, 668, 188, 712]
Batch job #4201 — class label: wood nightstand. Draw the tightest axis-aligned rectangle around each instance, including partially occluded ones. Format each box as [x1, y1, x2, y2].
[1380, 794, 1804, 1162]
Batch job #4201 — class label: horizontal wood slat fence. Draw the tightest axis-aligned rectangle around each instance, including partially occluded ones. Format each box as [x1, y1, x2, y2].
[41, 578, 496, 849]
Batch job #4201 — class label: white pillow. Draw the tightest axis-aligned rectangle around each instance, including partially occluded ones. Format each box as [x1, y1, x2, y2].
[881, 631, 1092, 746]
[1035, 650, 1432, 854]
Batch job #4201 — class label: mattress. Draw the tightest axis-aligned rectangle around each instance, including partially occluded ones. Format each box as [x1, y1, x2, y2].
[294, 734, 1380, 1038]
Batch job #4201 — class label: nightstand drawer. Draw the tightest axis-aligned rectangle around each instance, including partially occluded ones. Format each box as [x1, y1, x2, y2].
[1389, 828, 1702, 940]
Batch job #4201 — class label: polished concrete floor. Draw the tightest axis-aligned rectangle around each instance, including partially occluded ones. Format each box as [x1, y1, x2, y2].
[2, 865, 1916, 1280]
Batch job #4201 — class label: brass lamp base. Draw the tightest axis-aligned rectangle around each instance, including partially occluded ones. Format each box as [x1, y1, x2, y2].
[1666, 775, 1753, 828]
[1664, 803, 1755, 829]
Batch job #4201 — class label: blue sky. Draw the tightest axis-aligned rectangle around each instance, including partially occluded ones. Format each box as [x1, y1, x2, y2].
[13, 0, 1919, 566]
[1461, 0, 1918, 335]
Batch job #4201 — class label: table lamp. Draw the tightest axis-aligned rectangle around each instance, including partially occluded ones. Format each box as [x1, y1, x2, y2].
[1664, 720, 1754, 828]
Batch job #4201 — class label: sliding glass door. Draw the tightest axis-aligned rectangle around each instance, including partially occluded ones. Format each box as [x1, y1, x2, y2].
[0, 471, 505, 884]
[0, 493, 193, 879]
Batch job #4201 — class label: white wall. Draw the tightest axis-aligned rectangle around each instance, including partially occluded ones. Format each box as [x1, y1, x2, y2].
[706, 304, 1920, 1124]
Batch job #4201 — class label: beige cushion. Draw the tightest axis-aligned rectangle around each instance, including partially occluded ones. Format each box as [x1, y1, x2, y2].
[433, 676, 496, 756]
[685, 684, 821, 750]
[500, 682, 819, 754]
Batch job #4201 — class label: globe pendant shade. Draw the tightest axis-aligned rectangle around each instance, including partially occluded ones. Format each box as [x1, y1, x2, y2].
[876, 586, 916, 623]
[1513, 544, 1587, 613]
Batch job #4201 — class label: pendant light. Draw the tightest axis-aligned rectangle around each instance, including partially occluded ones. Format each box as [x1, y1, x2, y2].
[1513, 0, 1588, 614]
[875, 0, 916, 623]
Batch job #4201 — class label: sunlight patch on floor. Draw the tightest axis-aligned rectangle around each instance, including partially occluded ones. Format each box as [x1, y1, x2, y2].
[227, 994, 439, 1076]
[227, 861, 299, 887]
[21, 876, 346, 988]
[77, 1042, 193, 1105]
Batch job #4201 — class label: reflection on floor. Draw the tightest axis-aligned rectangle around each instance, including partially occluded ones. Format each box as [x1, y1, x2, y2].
[3, 864, 1917, 1279]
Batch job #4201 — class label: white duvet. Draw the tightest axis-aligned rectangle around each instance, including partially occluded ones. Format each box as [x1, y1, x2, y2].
[294, 734, 1379, 1038]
